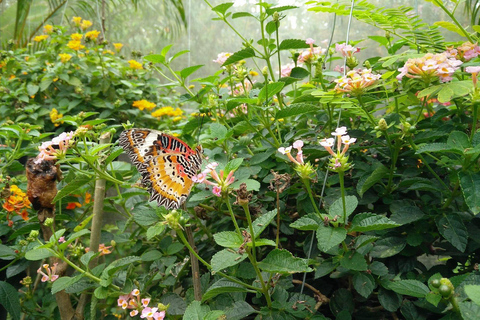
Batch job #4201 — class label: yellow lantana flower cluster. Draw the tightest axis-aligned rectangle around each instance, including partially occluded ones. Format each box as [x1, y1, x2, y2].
[80, 20, 92, 30]
[50, 108, 64, 127]
[113, 43, 123, 51]
[71, 33, 83, 41]
[59, 53, 72, 63]
[132, 100, 156, 111]
[85, 30, 100, 40]
[34, 35, 49, 42]
[151, 106, 183, 121]
[43, 25, 54, 34]
[128, 60, 143, 70]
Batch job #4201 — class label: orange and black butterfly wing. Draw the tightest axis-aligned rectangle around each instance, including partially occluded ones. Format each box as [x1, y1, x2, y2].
[118, 128, 202, 209]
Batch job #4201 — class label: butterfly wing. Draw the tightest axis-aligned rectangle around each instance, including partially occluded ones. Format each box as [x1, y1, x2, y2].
[118, 128, 202, 209]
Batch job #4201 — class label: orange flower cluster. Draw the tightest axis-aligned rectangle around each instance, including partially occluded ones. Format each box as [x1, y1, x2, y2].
[2, 185, 31, 226]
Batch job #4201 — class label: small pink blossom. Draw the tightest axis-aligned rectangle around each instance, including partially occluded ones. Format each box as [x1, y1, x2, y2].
[331, 127, 347, 136]
[194, 163, 236, 197]
[37, 263, 59, 282]
[396, 52, 462, 83]
[35, 131, 75, 164]
[334, 68, 381, 96]
[130, 310, 139, 317]
[58, 236, 66, 243]
[466, 66, 480, 74]
[132, 289, 140, 296]
[141, 298, 151, 307]
[335, 43, 360, 57]
[213, 52, 233, 65]
[212, 186, 222, 197]
[277, 146, 292, 155]
[118, 295, 129, 309]
[280, 63, 295, 77]
[306, 38, 315, 45]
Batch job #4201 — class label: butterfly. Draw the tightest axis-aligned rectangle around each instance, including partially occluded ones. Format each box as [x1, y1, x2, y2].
[118, 128, 203, 209]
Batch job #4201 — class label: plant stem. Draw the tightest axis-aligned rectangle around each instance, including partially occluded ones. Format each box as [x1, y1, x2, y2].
[432, 0, 474, 42]
[471, 102, 478, 141]
[338, 171, 347, 224]
[225, 196, 242, 235]
[302, 178, 322, 218]
[357, 96, 377, 126]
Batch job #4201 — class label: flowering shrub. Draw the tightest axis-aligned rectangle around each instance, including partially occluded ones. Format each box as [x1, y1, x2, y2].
[1, 1, 480, 320]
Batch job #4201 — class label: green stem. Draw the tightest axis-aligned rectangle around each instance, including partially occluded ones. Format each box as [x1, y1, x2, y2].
[384, 133, 399, 193]
[303, 178, 322, 218]
[357, 96, 376, 126]
[471, 102, 478, 142]
[432, 0, 474, 42]
[176, 229, 258, 291]
[338, 171, 347, 225]
[225, 196, 242, 235]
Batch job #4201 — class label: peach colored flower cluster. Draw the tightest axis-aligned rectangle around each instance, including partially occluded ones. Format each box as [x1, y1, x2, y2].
[35, 132, 75, 164]
[192, 162, 235, 197]
[117, 289, 165, 319]
[396, 52, 462, 83]
[334, 69, 381, 96]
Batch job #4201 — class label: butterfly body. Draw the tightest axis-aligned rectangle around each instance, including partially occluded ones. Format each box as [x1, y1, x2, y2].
[118, 128, 202, 209]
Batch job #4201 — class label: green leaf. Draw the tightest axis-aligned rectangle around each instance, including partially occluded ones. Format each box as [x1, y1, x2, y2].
[433, 21, 464, 36]
[378, 287, 402, 312]
[278, 39, 311, 50]
[224, 158, 244, 173]
[180, 65, 203, 79]
[0, 245, 16, 260]
[416, 143, 456, 154]
[353, 272, 375, 298]
[290, 216, 319, 231]
[0, 281, 21, 320]
[202, 278, 248, 302]
[94, 286, 109, 299]
[146, 223, 166, 240]
[473, 25, 480, 33]
[257, 82, 285, 103]
[460, 301, 480, 320]
[447, 131, 470, 151]
[464, 285, 480, 306]
[370, 237, 406, 258]
[257, 249, 312, 274]
[357, 165, 388, 197]
[231, 179, 260, 191]
[212, 2, 234, 15]
[289, 67, 310, 79]
[340, 252, 368, 271]
[51, 275, 82, 294]
[102, 256, 141, 277]
[252, 209, 277, 238]
[222, 48, 255, 66]
[144, 54, 165, 64]
[275, 103, 318, 119]
[386, 280, 429, 298]
[25, 248, 54, 260]
[209, 123, 228, 141]
[133, 206, 159, 226]
[250, 150, 274, 165]
[316, 225, 347, 252]
[224, 301, 256, 320]
[459, 172, 480, 214]
[436, 214, 468, 252]
[329, 195, 358, 223]
[232, 12, 257, 19]
[389, 204, 425, 225]
[213, 231, 243, 248]
[53, 174, 92, 202]
[141, 250, 162, 262]
[211, 249, 247, 273]
[265, 20, 277, 35]
[349, 213, 400, 232]
[183, 301, 210, 320]
[27, 84, 39, 96]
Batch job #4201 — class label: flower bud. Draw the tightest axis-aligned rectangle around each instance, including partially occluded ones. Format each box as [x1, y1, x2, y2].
[378, 118, 388, 131]
[346, 56, 359, 69]
[363, 60, 371, 69]
[29, 230, 39, 239]
[294, 162, 316, 180]
[44, 218, 54, 227]
[262, 66, 269, 76]
[272, 11, 280, 22]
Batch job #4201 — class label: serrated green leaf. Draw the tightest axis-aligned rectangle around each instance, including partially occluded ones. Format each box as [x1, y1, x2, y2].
[340, 252, 368, 271]
[464, 285, 480, 306]
[357, 165, 388, 197]
[53, 174, 92, 202]
[349, 213, 400, 232]
[231, 178, 260, 191]
[353, 272, 375, 298]
[0, 245, 16, 260]
[275, 103, 318, 119]
[212, 2, 234, 15]
[209, 123, 228, 141]
[370, 237, 406, 258]
[144, 54, 165, 64]
[232, 12, 257, 19]
[102, 256, 141, 277]
[211, 249, 247, 273]
[265, 20, 277, 35]
[378, 287, 402, 312]
[257, 249, 312, 274]
[387, 280, 429, 298]
[224, 158, 243, 173]
[316, 225, 347, 252]
[329, 195, 358, 223]
[180, 65, 203, 79]
[252, 209, 277, 238]
[460, 301, 480, 320]
[290, 217, 319, 231]
[25, 248, 54, 260]
[222, 48, 255, 66]
[447, 131, 470, 151]
[213, 231, 243, 248]
[436, 214, 468, 252]
[133, 206, 159, 226]
[51, 275, 82, 294]
[224, 301, 256, 320]
[278, 39, 311, 50]
[202, 279, 248, 302]
[289, 67, 310, 79]
[0, 281, 20, 320]
[416, 143, 456, 154]
[183, 300, 210, 320]
[147, 223, 166, 240]
[141, 250, 162, 262]
[94, 286, 109, 299]
[258, 82, 284, 103]
[389, 205, 425, 225]
[459, 172, 480, 214]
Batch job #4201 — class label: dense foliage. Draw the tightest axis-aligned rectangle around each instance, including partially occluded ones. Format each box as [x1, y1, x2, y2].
[1, 0, 480, 319]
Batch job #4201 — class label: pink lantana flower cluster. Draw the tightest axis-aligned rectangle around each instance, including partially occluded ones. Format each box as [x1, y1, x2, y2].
[213, 52, 233, 65]
[35, 131, 75, 164]
[117, 289, 165, 319]
[396, 52, 463, 83]
[334, 69, 381, 96]
[297, 38, 326, 64]
[335, 43, 360, 58]
[193, 162, 236, 197]
[278, 140, 316, 180]
[37, 263, 59, 282]
[466, 66, 480, 89]
[446, 41, 480, 62]
[319, 127, 356, 172]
